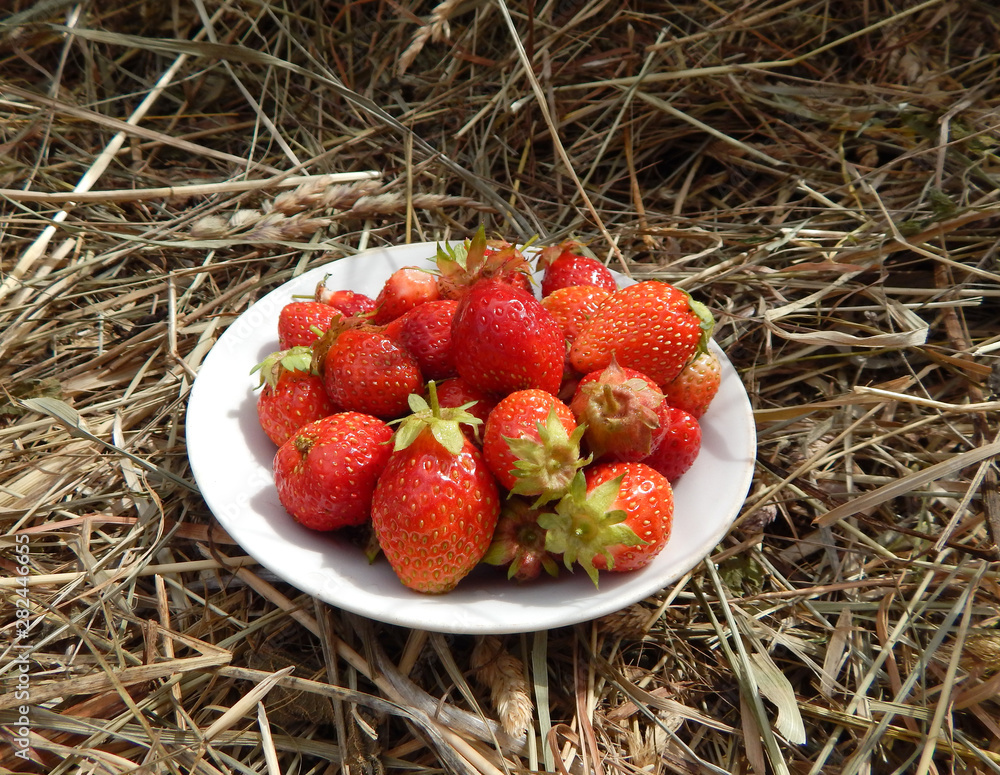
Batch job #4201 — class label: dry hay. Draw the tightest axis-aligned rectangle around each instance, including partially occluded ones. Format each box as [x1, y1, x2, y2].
[2, 1, 1000, 774]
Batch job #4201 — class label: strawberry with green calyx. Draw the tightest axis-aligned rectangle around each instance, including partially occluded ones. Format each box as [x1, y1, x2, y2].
[570, 281, 715, 388]
[434, 225, 534, 299]
[661, 349, 722, 419]
[640, 406, 701, 482]
[537, 470, 639, 586]
[569, 358, 668, 461]
[451, 278, 565, 397]
[541, 462, 674, 584]
[273, 412, 394, 532]
[536, 240, 618, 297]
[481, 496, 560, 582]
[252, 346, 339, 446]
[482, 389, 589, 504]
[313, 316, 423, 420]
[371, 384, 500, 594]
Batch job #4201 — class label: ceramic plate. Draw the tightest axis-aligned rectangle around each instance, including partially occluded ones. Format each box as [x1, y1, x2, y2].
[186, 242, 756, 634]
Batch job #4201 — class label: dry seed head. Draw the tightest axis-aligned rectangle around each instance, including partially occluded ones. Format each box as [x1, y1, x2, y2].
[189, 215, 229, 239]
[471, 635, 533, 739]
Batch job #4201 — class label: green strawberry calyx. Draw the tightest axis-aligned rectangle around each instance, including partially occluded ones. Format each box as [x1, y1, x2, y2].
[250, 345, 316, 390]
[481, 497, 560, 582]
[391, 381, 482, 456]
[538, 471, 643, 587]
[434, 225, 533, 291]
[503, 406, 590, 506]
[683, 292, 715, 355]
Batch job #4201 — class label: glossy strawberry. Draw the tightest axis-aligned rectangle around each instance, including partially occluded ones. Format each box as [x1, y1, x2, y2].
[273, 412, 394, 531]
[278, 301, 341, 348]
[661, 349, 722, 418]
[540, 462, 673, 583]
[569, 281, 714, 388]
[316, 325, 423, 419]
[314, 284, 377, 317]
[541, 285, 612, 346]
[482, 389, 587, 503]
[451, 278, 564, 397]
[253, 346, 339, 446]
[383, 299, 459, 381]
[570, 360, 668, 461]
[537, 240, 618, 297]
[481, 496, 559, 582]
[373, 266, 440, 324]
[640, 406, 701, 481]
[371, 391, 500, 593]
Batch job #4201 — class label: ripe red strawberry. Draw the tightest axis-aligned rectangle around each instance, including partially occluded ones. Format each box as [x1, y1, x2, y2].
[278, 301, 341, 348]
[435, 226, 534, 299]
[482, 389, 587, 503]
[382, 299, 459, 381]
[253, 346, 339, 446]
[537, 240, 618, 297]
[371, 391, 500, 593]
[570, 359, 668, 461]
[314, 284, 377, 317]
[481, 496, 559, 582]
[273, 412, 394, 531]
[540, 285, 611, 346]
[540, 462, 674, 583]
[640, 406, 701, 481]
[451, 279, 565, 397]
[372, 266, 440, 324]
[316, 324, 423, 419]
[569, 281, 714, 388]
[661, 349, 722, 418]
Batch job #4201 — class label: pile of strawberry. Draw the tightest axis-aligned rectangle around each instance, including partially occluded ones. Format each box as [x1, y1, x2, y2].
[252, 229, 722, 594]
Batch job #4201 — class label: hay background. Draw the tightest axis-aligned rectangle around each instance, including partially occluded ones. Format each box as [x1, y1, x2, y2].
[2, 1, 999, 773]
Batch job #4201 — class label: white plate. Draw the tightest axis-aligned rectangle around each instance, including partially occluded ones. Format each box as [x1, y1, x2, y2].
[186, 242, 756, 634]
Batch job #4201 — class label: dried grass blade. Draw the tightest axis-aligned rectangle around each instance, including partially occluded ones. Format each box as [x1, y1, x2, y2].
[20, 397, 199, 492]
[814, 439, 1000, 527]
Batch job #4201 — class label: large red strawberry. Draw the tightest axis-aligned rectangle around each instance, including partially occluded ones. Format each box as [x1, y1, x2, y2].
[540, 462, 673, 583]
[273, 412, 394, 531]
[640, 406, 701, 481]
[371, 390, 500, 593]
[536, 240, 618, 297]
[451, 278, 565, 397]
[315, 323, 423, 419]
[482, 389, 587, 503]
[382, 299, 459, 381]
[278, 301, 341, 348]
[253, 346, 339, 446]
[661, 349, 722, 418]
[372, 266, 440, 324]
[481, 496, 559, 582]
[569, 359, 668, 461]
[569, 281, 714, 388]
